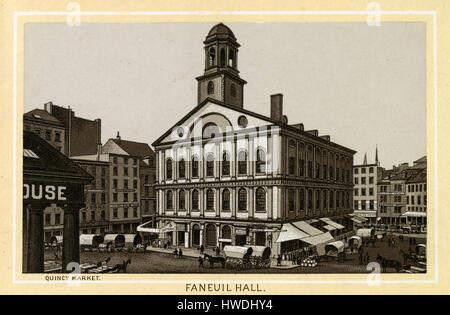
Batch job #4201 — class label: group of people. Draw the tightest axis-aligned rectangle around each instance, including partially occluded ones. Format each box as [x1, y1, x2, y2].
[173, 248, 183, 258]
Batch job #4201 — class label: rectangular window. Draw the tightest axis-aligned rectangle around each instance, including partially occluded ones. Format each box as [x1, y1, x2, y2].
[113, 209, 118, 219]
[354, 188, 359, 196]
[45, 214, 51, 225]
[124, 208, 128, 218]
[113, 167, 118, 176]
[113, 193, 118, 202]
[299, 159, 305, 177]
[369, 188, 374, 196]
[113, 179, 118, 189]
[124, 179, 128, 189]
[124, 167, 129, 176]
[288, 157, 296, 175]
[369, 177, 374, 184]
[45, 130, 51, 141]
[124, 193, 129, 202]
[133, 168, 138, 177]
[361, 177, 366, 185]
[55, 132, 61, 142]
[354, 178, 359, 185]
[361, 188, 366, 196]
[133, 208, 138, 217]
[55, 213, 61, 225]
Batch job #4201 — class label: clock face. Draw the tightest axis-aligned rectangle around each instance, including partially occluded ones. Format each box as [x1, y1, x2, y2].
[238, 115, 248, 128]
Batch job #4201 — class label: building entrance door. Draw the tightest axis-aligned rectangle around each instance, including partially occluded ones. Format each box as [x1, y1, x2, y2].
[192, 225, 200, 247]
[205, 224, 216, 247]
[255, 232, 266, 246]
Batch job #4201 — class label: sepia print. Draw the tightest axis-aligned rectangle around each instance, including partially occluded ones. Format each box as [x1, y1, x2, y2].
[22, 21, 427, 276]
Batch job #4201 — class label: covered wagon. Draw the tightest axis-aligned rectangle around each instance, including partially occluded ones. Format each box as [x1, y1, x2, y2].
[103, 234, 126, 249]
[245, 246, 272, 268]
[356, 228, 375, 239]
[123, 234, 143, 250]
[79, 234, 104, 251]
[223, 245, 253, 270]
[325, 241, 346, 262]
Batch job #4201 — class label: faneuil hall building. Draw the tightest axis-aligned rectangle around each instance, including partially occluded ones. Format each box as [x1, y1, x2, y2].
[149, 24, 356, 256]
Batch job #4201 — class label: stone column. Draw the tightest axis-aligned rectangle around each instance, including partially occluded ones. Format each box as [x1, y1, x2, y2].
[25, 204, 44, 273]
[62, 203, 83, 272]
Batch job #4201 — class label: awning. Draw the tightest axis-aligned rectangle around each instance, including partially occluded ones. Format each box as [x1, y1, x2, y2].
[301, 232, 334, 246]
[320, 218, 344, 229]
[323, 225, 337, 231]
[401, 211, 427, 218]
[292, 221, 323, 236]
[137, 221, 160, 233]
[349, 215, 367, 224]
[353, 210, 377, 218]
[160, 222, 176, 233]
[275, 223, 309, 243]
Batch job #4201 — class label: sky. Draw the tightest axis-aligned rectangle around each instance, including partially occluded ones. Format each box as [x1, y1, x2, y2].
[24, 22, 426, 168]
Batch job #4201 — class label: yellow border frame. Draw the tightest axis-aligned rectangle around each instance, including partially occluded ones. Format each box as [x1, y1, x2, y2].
[0, 0, 449, 295]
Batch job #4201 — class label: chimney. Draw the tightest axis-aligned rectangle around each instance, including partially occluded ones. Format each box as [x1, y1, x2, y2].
[116, 131, 121, 141]
[44, 102, 53, 114]
[270, 94, 283, 122]
[96, 143, 102, 161]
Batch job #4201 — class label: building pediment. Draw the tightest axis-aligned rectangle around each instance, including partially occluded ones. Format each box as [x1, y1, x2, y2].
[152, 99, 275, 147]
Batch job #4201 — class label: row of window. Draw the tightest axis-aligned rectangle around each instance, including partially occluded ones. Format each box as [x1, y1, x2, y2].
[165, 188, 267, 212]
[407, 195, 427, 206]
[407, 206, 426, 212]
[379, 195, 403, 203]
[26, 125, 62, 143]
[112, 207, 139, 219]
[113, 166, 138, 177]
[379, 206, 403, 214]
[207, 46, 236, 69]
[44, 213, 62, 226]
[407, 184, 427, 193]
[380, 184, 403, 192]
[81, 210, 106, 222]
[354, 200, 375, 211]
[354, 188, 374, 196]
[164, 188, 351, 213]
[166, 150, 266, 180]
[354, 167, 375, 174]
[88, 192, 107, 204]
[113, 179, 139, 189]
[112, 156, 139, 166]
[112, 192, 139, 203]
[354, 176, 375, 185]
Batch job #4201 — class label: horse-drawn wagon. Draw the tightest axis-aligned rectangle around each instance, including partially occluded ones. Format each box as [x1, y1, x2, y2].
[245, 246, 272, 268]
[348, 235, 362, 252]
[223, 245, 253, 270]
[79, 234, 104, 251]
[325, 241, 346, 262]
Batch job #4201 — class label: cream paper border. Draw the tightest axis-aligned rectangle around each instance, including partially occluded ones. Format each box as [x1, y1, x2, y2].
[0, 0, 448, 295]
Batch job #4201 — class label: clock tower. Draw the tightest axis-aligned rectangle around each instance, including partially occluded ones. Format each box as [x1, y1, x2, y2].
[196, 23, 247, 108]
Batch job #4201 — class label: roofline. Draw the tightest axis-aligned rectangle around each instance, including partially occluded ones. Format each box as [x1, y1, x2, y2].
[152, 98, 357, 154]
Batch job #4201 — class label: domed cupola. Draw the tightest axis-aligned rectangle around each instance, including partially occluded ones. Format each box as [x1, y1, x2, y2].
[196, 23, 247, 108]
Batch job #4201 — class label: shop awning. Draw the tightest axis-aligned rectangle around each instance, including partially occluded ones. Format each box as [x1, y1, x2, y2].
[401, 211, 427, 218]
[301, 232, 334, 246]
[323, 225, 337, 231]
[292, 221, 323, 236]
[320, 218, 344, 229]
[137, 221, 160, 233]
[349, 215, 367, 224]
[275, 223, 309, 243]
[353, 210, 377, 218]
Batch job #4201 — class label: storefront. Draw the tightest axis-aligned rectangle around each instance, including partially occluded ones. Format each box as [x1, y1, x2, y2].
[23, 131, 92, 273]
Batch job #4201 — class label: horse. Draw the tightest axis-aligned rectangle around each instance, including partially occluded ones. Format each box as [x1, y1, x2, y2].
[204, 254, 226, 269]
[376, 254, 403, 273]
[399, 249, 417, 266]
[113, 259, 131, 273]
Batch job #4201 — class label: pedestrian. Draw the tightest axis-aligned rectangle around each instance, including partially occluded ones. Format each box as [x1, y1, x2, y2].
[198, 256, 204, 268]
[365, 253, 370, 264]
[200, 244, 205, 254]
[216, 247, 220, 256]
[277, 255, 282, 266]
[173, 248, 178, 258]
[359, 252, 363, 265]
[178, 248, 183, 259]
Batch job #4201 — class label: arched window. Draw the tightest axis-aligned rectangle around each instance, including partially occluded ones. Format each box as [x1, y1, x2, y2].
[203, 123, 220, 139]
[256, 187, 266, 212]
[167, 190, 173, 210]
[208, 47, 216, 66]
[206, 189, 215, 210]
[256, 148, 266, 173]
[238, 188, 247, 211]
[222, 189, 230, 211]
[207, 81, 214, 95]
[299, 188, 305, 211]
[191, 155, 199, 178]
[230, 84, 236, 97]
[222, 225, 231, 239]
[178, 158, 186, 179]
[238, 150, 247, 175]
[228, 50, 234, 67]
[192, 189, 199, 211]
[166, 158, 173, 180]
[288, 188, 295, 212]
[206, 153, 215, 177]
[178, 190, 185, 210]
[222, 152, 230, 176]
[220, 48, 226, 67]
